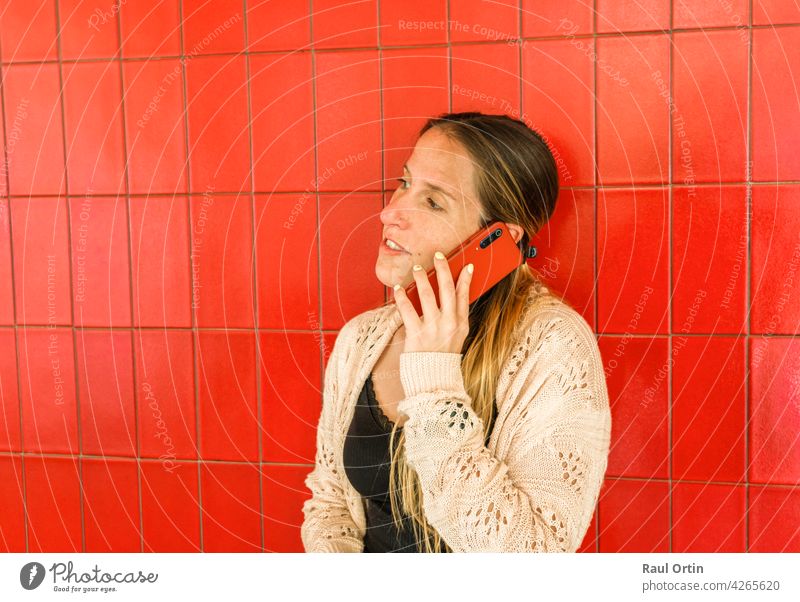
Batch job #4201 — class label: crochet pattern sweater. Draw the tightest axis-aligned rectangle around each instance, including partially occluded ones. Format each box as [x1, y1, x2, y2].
[301, 280, 612, 552]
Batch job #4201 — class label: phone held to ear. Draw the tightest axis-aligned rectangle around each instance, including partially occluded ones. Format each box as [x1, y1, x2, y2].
[398, 221, 534, 316]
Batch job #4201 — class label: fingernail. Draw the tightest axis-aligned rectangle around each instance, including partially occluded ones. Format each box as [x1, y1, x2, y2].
[434, 251, 445, 260]
[393, 284, 401, 291]
[467, 263, 474, 274]
[413, 264, 423, 271]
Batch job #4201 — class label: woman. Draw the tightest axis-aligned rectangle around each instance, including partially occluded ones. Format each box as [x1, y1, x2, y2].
[301, 112, 611, 553]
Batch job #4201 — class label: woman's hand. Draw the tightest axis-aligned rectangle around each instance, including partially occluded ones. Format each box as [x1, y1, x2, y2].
[392, 251, 474, 354]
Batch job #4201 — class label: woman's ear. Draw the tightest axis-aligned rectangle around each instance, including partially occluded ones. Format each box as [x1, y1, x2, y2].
[505, 223, 524, 245]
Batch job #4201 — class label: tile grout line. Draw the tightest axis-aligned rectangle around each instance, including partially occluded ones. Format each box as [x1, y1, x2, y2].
[745, 0, 754, 553]
[4, 19, 800, 68]
[378, 0, 387, 306]
[3, 177, 800, 200]
[668, 0, 674, 554]
[53, 0, 85, 554]
[177, 0, 205, 553]
[592, 0, 600, 553]
[115, 2, 143, 554]
[4, 447, 794, 487]
[5, 324, 800, 338]
[309, 0, 325, 553]
[240, 0, 265, 554]
[0, 10, 33, 557]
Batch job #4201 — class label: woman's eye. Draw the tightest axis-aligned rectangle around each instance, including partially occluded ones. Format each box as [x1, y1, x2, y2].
[427, 198, 443, 211]
[395, 178, 442, 211]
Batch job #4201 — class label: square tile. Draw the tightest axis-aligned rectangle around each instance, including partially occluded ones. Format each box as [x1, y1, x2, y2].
[599, 336, 669, 479]
[312, 0, 378, 49]
[186, 56, 251, 193]
[0, 330, 21, 452]
[255, 194, 319, 330]
[190, 194, 255, 328]
[17, 328, 78, 454]
[200, 462, 261, 552]
[522, 38, 595, 187]
[598, 187, 670, 334]
[752, 26, 800, 180]
[129, 196, 192, 328]
[598, 478, 670, 552]
[134, 329, 197, 460]
[314, 50, 382, 191]
[382, 47, 449, 186]
[753, 0, 800, 25]
[749, 485, 800, 552]
[672, 186, 748, 334]
[597, 35, 670, 185]
[672, 337, 746, 482]
[450, 0, 518, 42]
[260, 332, 321, 463]
[672, 31, 748, 183]
[0, 200, 12, 324]
[141, 459, 201, 551]
[451, 43, 520, 115]
[250, 53, 315, 192]
[523, 0, 593, 37]
[25, 455, 82, 552]
[674, 0, 748, 28]
[0, 455, 25, 551]
[3, 65, 66, 195]
[749, 337, 800, 485]
[597, 0, 670, 33]
[82, 457, 141, 552]
[262, 464, 309, 552]
[380, 0, 446, 45]
[319, 193, 384, 329]
[120, 0, 181, 57]
[11, 197, 71, 325]
[75, 330, 136, 457]
[58, 0, 120, 59]
[750, 186, 800, 335]
[0, 0, 58, 61]
[69, 196, 131, 327]
[122, 59, 189, 194]
[529, 188, 595, 328]
[247, 0, 310, 51]
[196, 331, 258, 462]
[62, 61, 126, 195]
[672, 482, 746, 552]
[182, 0, 244, 54]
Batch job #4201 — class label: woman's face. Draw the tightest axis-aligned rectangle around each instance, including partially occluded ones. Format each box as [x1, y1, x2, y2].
[376, 127, 487, 289]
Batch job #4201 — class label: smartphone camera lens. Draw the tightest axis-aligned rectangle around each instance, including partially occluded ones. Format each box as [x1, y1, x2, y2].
[480, 228, 503, 248]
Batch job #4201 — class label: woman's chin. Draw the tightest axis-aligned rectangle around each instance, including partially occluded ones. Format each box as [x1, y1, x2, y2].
[375, 262, 408, 289]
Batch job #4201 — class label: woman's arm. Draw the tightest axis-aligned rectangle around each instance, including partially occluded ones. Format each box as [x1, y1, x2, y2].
[397, 306, 612, 552]
[300, 322, 363, 552]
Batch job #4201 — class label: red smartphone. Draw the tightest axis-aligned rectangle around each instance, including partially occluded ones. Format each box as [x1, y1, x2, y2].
[398, 221, 526, 315]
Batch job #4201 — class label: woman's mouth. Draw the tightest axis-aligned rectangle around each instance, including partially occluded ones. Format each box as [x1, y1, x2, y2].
[380, 238, 410, 255]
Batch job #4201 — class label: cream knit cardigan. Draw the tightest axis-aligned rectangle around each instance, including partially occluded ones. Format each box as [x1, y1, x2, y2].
[301, 281, 612, 552]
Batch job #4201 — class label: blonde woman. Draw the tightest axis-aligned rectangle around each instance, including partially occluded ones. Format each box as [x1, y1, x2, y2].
[301, 112, 611, 553]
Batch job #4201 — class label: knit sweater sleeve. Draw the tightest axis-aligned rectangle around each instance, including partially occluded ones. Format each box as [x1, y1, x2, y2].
[396, 306, 611, 552]
[300, 322, 364, 553]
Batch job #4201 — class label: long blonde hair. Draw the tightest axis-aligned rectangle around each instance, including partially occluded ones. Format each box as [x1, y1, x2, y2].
[374, 112, 561, 552]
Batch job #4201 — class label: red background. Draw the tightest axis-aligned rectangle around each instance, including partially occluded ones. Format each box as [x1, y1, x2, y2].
[0, 0, 799, 552]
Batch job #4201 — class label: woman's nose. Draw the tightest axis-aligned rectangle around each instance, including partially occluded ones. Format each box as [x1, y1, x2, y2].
[380, 192, 410, 224]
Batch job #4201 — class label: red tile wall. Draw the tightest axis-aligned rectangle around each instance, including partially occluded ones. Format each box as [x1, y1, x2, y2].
[0, 1, 798, 553]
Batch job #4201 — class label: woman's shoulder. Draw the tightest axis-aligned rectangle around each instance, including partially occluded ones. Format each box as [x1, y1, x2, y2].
[505, 281, 603, 383]
[520, 280, 596, 345]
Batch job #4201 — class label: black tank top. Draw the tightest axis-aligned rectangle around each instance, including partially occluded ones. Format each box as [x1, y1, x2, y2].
[342, 372, 449, 553]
